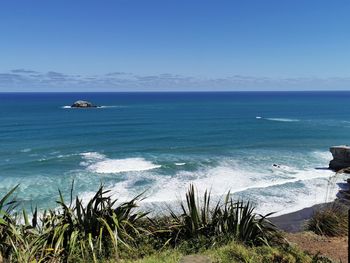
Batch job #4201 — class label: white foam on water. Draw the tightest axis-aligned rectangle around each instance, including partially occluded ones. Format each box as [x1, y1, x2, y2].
[86, 155, 335, 207]
[62, 105, 124, 109]
[271, 164, 294, 173]
[264, 118, 300, 122]
[80, 180, 132, 205]
[175, 162, 186, 166]
[81, 152, 161, 174]
[253, 174, 344, 216]
[57, 153, 75, 159]
[143, 163, 334, 203]
[81, 152, 106, 160]
[311, 151, 333, 162]
[76, 150, 340, 216]
[88, 158, 161, 173]
[99, 105, 125, 108]
[80, 152, 107, 166]
[20, 148, 31, 153]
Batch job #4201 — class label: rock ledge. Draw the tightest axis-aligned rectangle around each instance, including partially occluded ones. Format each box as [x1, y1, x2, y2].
[329, 145, 350, 171]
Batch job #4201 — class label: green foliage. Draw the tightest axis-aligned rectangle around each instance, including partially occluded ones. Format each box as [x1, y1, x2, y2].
[123, 240, 330, 263]
[122, 250, 182, 263]
[0, 183, 336, 262]
[0, 185, 20, 260]
[0, 183, 147, 262]
[152, 185, 278, 249]
[306, 203, 348, 237]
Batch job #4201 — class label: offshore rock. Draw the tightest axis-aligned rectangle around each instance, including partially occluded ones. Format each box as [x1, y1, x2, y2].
[71, 100, 98, 108]
[329, 145, 350, 171]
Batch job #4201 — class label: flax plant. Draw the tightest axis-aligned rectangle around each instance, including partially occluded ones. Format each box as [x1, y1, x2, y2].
[153, 185, 277, 248]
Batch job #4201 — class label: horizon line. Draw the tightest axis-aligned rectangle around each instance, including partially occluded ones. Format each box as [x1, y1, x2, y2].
[1, 89, 350, 93]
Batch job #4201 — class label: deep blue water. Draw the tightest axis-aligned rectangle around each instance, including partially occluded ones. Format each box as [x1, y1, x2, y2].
[1, 92, 349, 214]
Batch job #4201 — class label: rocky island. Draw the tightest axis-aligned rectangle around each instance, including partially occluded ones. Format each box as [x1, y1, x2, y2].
[71, 100, 99, 108]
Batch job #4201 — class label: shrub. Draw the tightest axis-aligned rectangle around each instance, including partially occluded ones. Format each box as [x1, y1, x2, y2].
[306, 203, 348, 236]
[0, 185, 19, 260]
[1, 183, 148, 262]
[152, 184, 279, 249]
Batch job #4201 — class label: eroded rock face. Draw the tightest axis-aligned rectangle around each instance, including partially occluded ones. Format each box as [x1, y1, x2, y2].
[71, 100, 97, 108]
[329, 145, 350, 171]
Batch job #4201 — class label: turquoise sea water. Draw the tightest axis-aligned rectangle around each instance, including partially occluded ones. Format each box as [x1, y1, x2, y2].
[1, 92, 349, 215]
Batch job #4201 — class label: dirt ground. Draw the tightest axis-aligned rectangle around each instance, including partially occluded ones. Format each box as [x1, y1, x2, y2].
[180, 255, 212, 263]
[285, 232, 348, 263]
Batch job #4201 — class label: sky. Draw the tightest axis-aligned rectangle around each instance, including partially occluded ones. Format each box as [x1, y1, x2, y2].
[0, 0, 350, 91]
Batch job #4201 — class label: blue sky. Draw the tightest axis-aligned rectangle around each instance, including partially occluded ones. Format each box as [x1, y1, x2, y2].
[1, 0, 350, 91]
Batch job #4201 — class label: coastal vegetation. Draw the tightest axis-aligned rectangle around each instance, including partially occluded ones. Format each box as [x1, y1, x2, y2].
[0, 183, 335, 262]
[306, 203, 348, 237]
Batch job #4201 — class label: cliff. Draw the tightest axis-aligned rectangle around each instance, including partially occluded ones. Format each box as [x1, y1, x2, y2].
[329, 145, 350, 171]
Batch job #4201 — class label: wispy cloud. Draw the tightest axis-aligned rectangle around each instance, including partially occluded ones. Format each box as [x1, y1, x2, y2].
[105, 71, 130, 76]
[11, 69, 39, 74]
[1, 69, 350, 91]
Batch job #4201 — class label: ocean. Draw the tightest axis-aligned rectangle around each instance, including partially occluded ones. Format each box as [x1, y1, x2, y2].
[1, 91, 349, 215]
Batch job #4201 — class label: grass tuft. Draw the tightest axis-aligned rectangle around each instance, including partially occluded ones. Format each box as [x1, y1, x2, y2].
[306, 203, 348, 237]
[152, 184, 278, 249]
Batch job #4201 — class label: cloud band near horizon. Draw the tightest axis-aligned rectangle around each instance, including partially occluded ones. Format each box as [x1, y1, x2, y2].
[0, 69, 349, 92]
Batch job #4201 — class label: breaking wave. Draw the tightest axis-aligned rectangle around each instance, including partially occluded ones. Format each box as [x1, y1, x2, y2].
[265, 118, 299, 122]
[80, 152, 161, 173]
[256, 117, 300, 122]
[78, 151, 339, 216]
